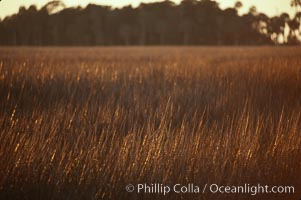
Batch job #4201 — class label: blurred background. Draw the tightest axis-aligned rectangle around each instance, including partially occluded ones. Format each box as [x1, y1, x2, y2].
[0, 0, 300, 46]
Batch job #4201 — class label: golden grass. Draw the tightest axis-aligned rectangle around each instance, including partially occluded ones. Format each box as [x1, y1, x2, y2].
[0, 47, 301, 199]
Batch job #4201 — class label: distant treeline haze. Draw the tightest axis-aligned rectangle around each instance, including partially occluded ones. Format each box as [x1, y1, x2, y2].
[0, 0, 301, 46]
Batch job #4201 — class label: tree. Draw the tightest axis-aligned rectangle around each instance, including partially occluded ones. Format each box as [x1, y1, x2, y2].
[41, 0, 65, 14]
[0, 0, 299, 46]
[291, 0, 301, 13]
[234, 1, 243, 10]
[249, 6, 258, 16]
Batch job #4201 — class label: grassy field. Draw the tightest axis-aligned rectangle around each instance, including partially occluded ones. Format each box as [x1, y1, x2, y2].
[0, 47, 301, 200]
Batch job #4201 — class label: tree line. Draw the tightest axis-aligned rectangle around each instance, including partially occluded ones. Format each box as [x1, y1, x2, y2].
[0, 0, 300, 46]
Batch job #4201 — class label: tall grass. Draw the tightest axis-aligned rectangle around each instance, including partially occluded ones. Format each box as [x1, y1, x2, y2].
[0, 47, 301, 199]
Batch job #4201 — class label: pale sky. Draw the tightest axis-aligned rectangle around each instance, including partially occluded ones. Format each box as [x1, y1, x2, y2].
[0, 0, 295, 20]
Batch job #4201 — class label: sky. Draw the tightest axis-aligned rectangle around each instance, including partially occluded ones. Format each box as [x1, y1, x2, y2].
[0, 0, 295, 20]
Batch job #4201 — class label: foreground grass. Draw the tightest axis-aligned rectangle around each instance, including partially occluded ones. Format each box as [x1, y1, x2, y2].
[0, 47, 301, 199]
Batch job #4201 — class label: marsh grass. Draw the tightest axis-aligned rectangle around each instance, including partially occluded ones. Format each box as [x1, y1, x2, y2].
[0, 47, 301, 199]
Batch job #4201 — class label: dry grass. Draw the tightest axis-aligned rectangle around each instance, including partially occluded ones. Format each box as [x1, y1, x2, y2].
[0, 47, 301, 200]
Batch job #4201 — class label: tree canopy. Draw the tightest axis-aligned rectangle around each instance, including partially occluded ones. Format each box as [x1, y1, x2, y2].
[0, 0, 300, 46]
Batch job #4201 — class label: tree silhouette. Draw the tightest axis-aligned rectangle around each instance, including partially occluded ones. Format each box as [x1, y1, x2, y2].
[0, 0, 299, 46]
[291, 0, 301, 12]
[234, 1, 243, 10]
